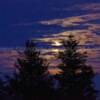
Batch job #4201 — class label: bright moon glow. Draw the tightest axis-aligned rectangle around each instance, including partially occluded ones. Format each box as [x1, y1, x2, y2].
[48, 68, 62, 75]
[52, 41, 62, 46]
[52, 49, 59, 53]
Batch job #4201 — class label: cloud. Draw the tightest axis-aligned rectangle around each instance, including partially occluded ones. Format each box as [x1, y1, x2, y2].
[0, 50, 19, 68]
[36, 3, 100, 72]
[53, 3, 100, 12]
[36, 30, 100, 46]
[1, 2, 100, 73]
[39, 13, 100, 28]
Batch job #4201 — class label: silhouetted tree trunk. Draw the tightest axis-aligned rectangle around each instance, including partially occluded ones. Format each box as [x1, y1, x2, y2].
[57, 35, 97, 100]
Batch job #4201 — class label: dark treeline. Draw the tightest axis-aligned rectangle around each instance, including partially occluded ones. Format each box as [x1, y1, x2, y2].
[0, 35, 98, 100]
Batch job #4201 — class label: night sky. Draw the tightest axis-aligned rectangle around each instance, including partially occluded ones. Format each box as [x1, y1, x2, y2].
[0, 0, 100, 90]
[0, 0, 99, 46]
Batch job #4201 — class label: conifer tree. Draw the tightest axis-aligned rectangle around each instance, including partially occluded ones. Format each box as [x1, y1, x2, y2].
[58, 35, 96, 100]
[8, 40, 50, 100]
[0, 78, 5, 100]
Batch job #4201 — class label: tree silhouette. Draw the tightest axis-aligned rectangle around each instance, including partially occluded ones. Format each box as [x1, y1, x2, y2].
[8, 40, 52, 100]
[0, 78, 5, 100]
[57, 35, 97, 100]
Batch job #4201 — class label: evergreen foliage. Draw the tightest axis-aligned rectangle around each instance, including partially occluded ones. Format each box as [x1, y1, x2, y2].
[0, 78, 5, 100]
[57, 35, 96, 100]
[0, 36, 97, 100]
[8, 40, 51, 100]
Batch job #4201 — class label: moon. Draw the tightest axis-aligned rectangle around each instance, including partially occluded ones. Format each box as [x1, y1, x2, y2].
[52, 41, 62, 46]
